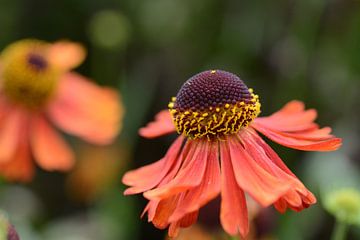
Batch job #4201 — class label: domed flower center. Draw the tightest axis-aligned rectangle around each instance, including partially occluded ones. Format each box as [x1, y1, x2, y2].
[169, 70, 261, 140]
[1, 39, 60, 109]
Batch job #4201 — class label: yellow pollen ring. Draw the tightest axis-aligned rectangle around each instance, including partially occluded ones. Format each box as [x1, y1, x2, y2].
[0, 39, 61, 109]
[169, 92, 261, 140]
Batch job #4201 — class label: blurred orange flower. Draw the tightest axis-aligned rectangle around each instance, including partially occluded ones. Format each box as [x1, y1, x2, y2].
[66, 143, 129, 203]
[0, 39, 123, 182]
[165, 224, 220, 240]
[123, 70, 341, 238]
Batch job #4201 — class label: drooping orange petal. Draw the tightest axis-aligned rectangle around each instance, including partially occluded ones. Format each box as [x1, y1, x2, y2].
[244, 128, 295, 176]
[239, 129, 300, 182]
[30, 115, 74, 171]
[276, 190, 316, 213]
[244, 128, 317, 212]
[144, 140, 209, 200]
[139, 110, 176, 138]
[47, 41, 86, 70]
[252, 101, 342, 151]
[48, 73, 122, 145]
[0, 108, 26, 162]
[219, 140, 249, 237]
[152, 194, 183, 229]
[227, 136, 293, 207]
[168, 211, 199, 238]
[169, 142, 221, 222]
[142, 139, 193, 224]
[274, 198, 288, 213]
[123, 136, 185, 195]
[251, 123, 342, 151]
[0, 130, 34, 182]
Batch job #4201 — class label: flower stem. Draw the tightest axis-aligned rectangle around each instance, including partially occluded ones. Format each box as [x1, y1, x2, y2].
[331, 221, 348, 240]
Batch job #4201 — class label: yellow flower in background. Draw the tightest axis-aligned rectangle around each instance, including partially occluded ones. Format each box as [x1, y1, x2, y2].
[324, 188, 360, 226]
[0, 39, 123, 182]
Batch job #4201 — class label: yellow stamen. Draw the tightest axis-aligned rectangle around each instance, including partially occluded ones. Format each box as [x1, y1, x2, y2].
[168, 92, 261, 140]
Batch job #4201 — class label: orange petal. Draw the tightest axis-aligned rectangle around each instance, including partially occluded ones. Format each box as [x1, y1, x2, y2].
[139, 110, 176, 138]
[123, 136, 185, 195]
[275, 190, 316, 213]
[244, 128, 296, 176]
[144, 140, 209, 200]
[227, 136, 293, 207]
[220, 141, 249, 237]
[142, 141, 195, 222]
[274, 198, 288, 213]
[169, 142, 221, 222]
[254, 100, 318, 132]
[251, 123, 342, 151]
[244, 128, 317, 212]
[168, 211, 199, 238]
[0, 96, 12, 123]
[30, 115, 74, 171]
[0, 133, 34, 182]
[47, 41, 86, 70]
[0, 109, 26, 162]
[152, 194, 182, 229]
[168, 221, 180, 238]
[252, 101, 342, 151]
[48, 73, 122, 145]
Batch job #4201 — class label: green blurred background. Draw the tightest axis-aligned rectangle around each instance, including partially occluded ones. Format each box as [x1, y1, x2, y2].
[0, 0, 359, 239]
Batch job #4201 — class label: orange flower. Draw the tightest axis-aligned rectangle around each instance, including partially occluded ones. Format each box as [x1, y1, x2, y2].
[66, 143, 128, 203]
[0, 39, 122, 182]
[122, 70, 341, 238]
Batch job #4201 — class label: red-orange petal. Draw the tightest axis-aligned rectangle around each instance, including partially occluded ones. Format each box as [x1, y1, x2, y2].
[275, 190, 316, 213]
[244, 128, 317, 212]
[48, 73, 122, 145]
[0, 109, 26, 162]
[30, 115, 75, 171]
[144, 140, 209, 200]
[139, 110, 176, 138]
[251, 123, 342, 151]
[168, 211, 199, 238]
[0, 133, 34, 182]
[152, 194, 182, 229]
[254, 100, 318, 132]
[123, 136, 185, 195]
[219, 140, 249, 237]
[228, 136, 293, 207]
[252, 101, 342, 151]
[169, 142, 221, 222]
[47, 41, 86, 70]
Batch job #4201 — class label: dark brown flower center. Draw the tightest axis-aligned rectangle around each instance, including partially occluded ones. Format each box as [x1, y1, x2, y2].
[169, 70, 261, 140]
[27, 53, 48, 71]
[174, 70, 252, 111]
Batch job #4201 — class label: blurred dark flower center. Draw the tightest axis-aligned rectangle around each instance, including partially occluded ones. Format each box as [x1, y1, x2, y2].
[27, 53, 48, 71]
